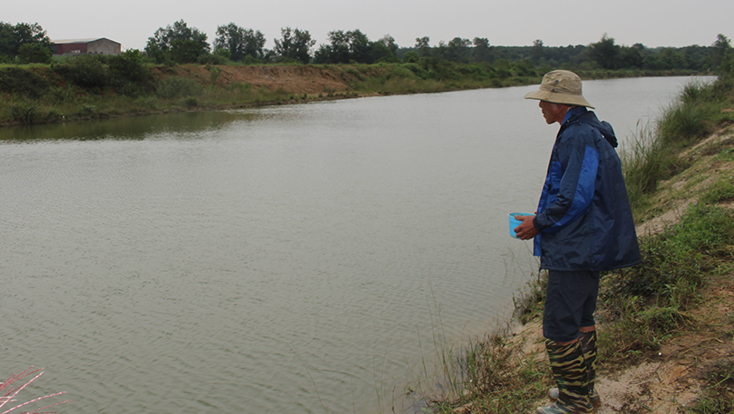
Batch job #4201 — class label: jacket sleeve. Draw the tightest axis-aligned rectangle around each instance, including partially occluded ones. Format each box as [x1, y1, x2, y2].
[534, 134, 599, 233]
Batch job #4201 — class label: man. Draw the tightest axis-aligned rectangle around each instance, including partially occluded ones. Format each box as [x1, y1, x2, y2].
[514, 70, 641, 414]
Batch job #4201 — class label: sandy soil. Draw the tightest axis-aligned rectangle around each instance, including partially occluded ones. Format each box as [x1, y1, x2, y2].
[151, 65, 355, 95]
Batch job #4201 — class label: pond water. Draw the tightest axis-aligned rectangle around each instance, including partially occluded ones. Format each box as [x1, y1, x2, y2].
[0, 76, 710, 413]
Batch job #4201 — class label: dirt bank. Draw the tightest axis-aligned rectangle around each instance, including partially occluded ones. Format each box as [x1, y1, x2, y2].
[151, 64, 356, 95]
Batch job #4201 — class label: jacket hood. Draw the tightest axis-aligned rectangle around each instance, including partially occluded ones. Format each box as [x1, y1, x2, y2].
[565, 107, 618, 148]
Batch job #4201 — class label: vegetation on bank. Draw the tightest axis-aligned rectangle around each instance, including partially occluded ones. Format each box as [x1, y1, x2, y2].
[1, 19, 732, 127]
[0, 55, 718, 128]
[416, 69, 734, 413]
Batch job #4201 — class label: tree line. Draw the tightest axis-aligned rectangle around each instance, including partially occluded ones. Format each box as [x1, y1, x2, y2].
[1, 19, 732, 76]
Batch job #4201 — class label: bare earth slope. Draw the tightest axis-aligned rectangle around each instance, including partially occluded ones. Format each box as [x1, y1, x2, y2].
[151, 65, 355, 95]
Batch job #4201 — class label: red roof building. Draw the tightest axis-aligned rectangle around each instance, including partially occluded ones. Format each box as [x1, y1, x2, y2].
[53, 38, 121, 55]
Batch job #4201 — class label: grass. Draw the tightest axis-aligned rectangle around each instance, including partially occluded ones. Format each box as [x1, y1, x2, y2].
[687, 359, 734, 413]
[417, 74, 734, 413]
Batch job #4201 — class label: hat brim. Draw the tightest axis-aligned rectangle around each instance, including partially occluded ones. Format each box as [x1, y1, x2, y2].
[524, 90, 594, 109]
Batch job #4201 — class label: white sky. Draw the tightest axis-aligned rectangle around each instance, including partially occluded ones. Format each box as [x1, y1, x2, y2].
[5, 0, 733, 52]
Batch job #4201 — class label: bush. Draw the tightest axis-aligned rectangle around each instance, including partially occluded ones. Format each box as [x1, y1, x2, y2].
[108, 49, 151, 83]
[0, 67, 49, 99]
[155, 76, 203, 99]
[10, 101, 39, 124]
[53, 55, 110, 89]
[17, 43, 52, 64]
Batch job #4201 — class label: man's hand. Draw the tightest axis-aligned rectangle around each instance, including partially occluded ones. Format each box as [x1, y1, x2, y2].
[514, 215, 539, 240]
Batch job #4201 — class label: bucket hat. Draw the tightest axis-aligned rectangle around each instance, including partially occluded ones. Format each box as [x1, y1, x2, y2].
[524, 70, 594, 108]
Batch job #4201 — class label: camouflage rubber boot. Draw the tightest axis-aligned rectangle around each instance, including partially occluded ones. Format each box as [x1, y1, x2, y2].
[536, 339, 593, 414]
[548, 331, 601, 408]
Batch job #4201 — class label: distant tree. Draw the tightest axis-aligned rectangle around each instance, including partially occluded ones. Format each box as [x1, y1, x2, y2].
[348, 30, 371, 63]
[587, 34, 619, 69]
[645, 48, 688, 70]
[145, 20, 210, 63]
[531, 39, 545, 64]
[617, 46, 643, 69]
[712, 34, 733, 75]
[369, 35, 399, 63]
[472, 37, 492, 63]
[313, 30, 373, 64]
[273, 27, 315, 63]
[170, 39, 206, 63]
[402, 51, 419, 63]
[0, 22, 51, 60]
[314, 30, 347, 64]
[214, 23, 265, 62]
[415, 36, 431, 57]
[443, 37, 471, 62]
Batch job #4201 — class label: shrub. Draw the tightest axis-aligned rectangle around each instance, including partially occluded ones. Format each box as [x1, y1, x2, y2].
[0, 67, 49, 99]
[53, 54, 110, 89]
[108, 49, 151, 83]
[155, 76, 203, 99]
[17, 43, 52, 64]
[183, 97, 198, 107]
[10, 101, 39, 124]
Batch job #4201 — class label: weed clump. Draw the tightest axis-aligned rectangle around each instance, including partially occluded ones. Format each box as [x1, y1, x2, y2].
[598, 201, 734, 363]
[688, 359, 734, 413]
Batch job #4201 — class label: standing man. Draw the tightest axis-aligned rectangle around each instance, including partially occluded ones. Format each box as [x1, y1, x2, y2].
[514, 70, 641, 414]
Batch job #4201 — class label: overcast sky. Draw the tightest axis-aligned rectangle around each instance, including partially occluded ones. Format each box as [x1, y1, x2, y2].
[5, 0, 733, 52]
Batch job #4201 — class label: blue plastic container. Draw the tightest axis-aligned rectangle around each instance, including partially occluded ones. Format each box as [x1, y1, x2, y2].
[509, 212, 533, 239]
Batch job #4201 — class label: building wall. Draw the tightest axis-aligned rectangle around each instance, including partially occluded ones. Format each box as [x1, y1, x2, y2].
[53, 38, 121, 55]
[87, 39, 121, 55]
[54, 43, 87, 55]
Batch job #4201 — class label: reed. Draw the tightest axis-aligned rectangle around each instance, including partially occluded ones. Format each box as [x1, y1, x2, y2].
[0, 367, 69, 414]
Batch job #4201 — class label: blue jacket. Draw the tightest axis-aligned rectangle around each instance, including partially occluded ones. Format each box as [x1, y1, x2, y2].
[532, 106, 641, 271]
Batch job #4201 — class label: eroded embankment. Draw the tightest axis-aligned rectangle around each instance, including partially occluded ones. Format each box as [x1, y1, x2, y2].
[151, 65, 354, 95]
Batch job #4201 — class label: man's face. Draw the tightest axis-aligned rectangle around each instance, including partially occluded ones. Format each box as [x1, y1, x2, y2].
[538, 101, 567, 125]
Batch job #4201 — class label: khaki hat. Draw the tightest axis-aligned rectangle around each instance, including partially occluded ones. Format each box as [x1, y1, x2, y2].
[524, 70, 594, 108]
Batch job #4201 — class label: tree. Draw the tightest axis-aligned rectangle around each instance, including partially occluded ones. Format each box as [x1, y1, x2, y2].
[472, 37, 492, 63]
[415, 36, 431, 57]
[712, 34, 732, 75]
[587, 34, 619, 69]
[145, 20, 210, 63]
[214, 23, 265, 62]
[273, 27, 315, 64]
[369, 35, 399, 63]
[313, 30, 373, 64]
[531, 39, 545, 64]
[617, 46, 643, 69]
[318, 30, 350, 63]
[0, 22, 51, 60]
[443, 37, 471, 62]
[314, 32, 343, 64]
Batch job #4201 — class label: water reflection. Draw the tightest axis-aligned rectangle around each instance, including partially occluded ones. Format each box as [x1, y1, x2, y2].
[0, 110, 268, 142]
